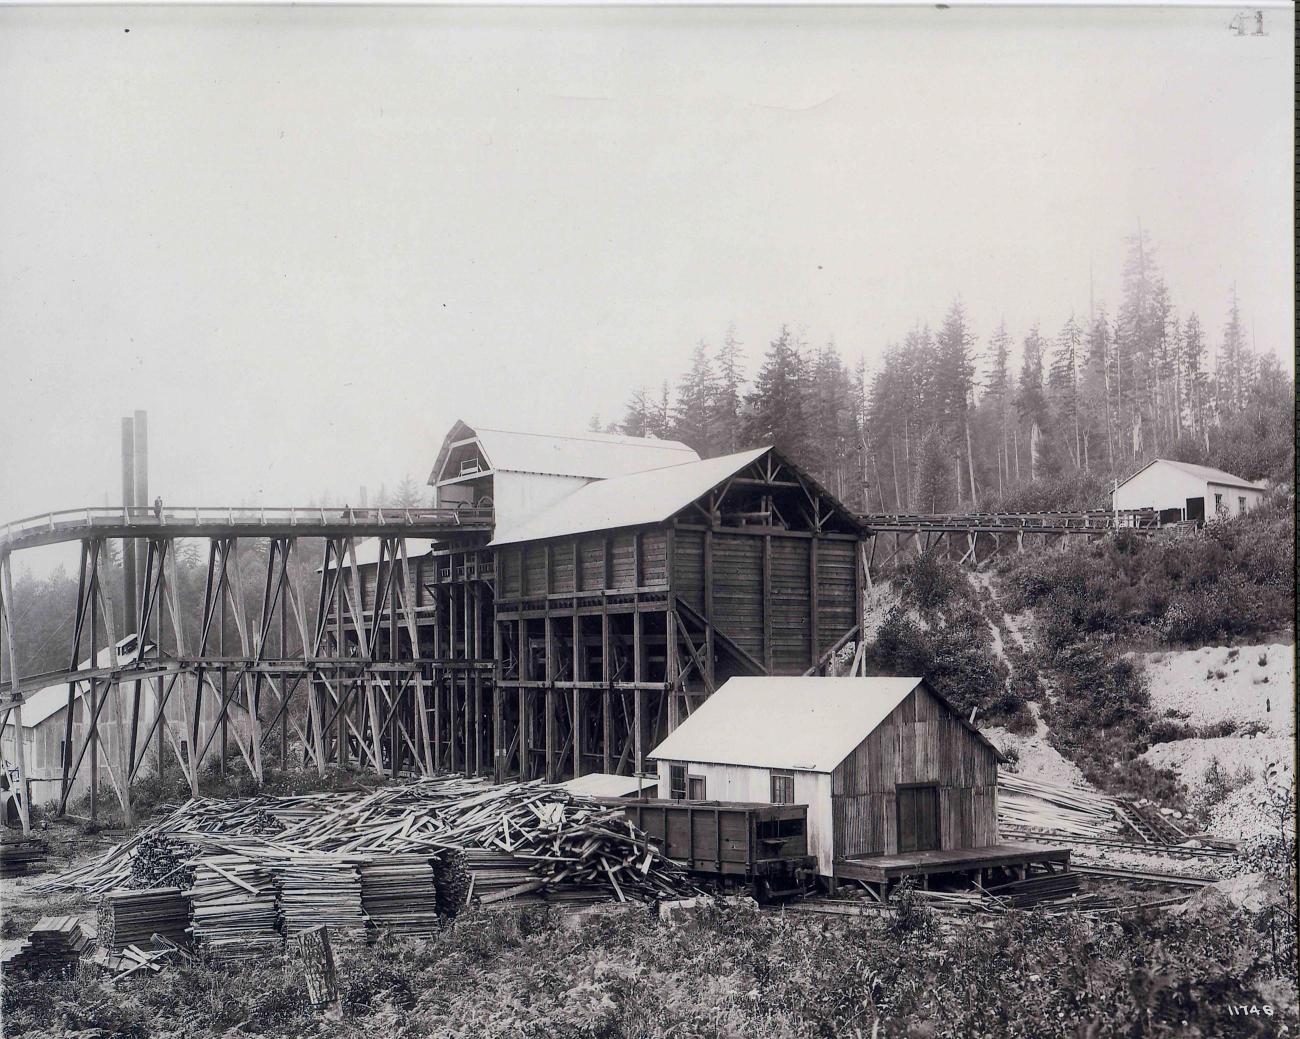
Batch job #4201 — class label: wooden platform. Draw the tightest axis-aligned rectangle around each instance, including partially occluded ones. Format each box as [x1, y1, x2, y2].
[834, 842, 1070, 884]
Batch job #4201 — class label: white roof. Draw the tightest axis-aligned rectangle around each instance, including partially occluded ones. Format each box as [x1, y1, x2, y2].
[491, 447, 770, 546]
[6, 636, 143, 729]
[560, 772, 655, 798]
[1120, 458, 1265, 492]
[650, 677, 925, 772]
[432, 420, 699, 484]
[319, 538, 435, 572]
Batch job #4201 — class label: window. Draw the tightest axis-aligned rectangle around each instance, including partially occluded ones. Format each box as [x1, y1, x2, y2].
[669, 765, 687, 800]
[1214, 493, 1226, 517]
[771, 771, 795, 805]
[688, 776, 707, 800]
[1238, 496, 1246, 514]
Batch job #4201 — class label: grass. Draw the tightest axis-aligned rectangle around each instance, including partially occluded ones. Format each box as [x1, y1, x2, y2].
[2, 889, 1295, 1039]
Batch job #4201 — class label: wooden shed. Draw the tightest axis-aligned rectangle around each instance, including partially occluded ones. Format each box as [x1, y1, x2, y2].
[648, 676, 1007, 878]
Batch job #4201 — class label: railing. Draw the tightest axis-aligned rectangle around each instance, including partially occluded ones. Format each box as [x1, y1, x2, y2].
[858, 508, 1160, 531]
[0, 505, 495, 551]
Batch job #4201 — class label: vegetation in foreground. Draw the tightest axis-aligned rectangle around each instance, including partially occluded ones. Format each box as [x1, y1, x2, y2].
[3, 876, 1296, 1039]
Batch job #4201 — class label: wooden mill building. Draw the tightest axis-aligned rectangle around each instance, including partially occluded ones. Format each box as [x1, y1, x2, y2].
[328, 419, 867, 784]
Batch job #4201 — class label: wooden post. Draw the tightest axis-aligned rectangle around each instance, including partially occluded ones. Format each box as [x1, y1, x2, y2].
[1, 556, 31, 834]
[601, 610, 612, 774]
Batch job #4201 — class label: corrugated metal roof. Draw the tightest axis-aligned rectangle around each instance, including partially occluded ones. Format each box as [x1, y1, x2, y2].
[649, 676, 1006, 772]
[489, 447, 770, 546]
[5, 636, 144, 729]
[431, 420, 699, 484]
[1118, 458, 1265, 492]
[560, 772, 655, 798]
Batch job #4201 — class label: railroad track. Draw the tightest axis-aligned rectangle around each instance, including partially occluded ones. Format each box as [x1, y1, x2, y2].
[1002, 828, 1237, 861]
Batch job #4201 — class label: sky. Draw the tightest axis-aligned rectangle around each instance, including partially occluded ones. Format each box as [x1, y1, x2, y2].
[0, 4, 1293, 566]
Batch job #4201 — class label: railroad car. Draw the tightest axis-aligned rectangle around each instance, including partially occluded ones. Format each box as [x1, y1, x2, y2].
[602, 797, 817, 899]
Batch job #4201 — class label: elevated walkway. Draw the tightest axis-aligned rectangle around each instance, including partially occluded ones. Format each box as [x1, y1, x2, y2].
[0, 505, 493, 555]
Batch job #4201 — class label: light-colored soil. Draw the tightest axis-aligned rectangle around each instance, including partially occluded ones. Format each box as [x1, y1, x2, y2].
[983, 724, 1091, 789]
[1143, 735, 1293, 790]
[1140, 642, 1295, 738]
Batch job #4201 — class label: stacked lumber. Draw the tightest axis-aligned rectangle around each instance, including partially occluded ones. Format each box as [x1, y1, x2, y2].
[273, 854, 367, 937]
[0, 837, 48, 876]
[128, 833, 195, 890]
[39, 777, 697, 911]
[998, 772, 1126, 839]
[981, 869, 1083, 908]
[187, 855, 281, 960]
[0, 916, 91, 973]
[97, 887, 190, 952]
[360, 854, 441, 934]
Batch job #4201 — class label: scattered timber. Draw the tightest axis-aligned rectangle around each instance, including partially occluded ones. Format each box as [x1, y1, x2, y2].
[97, 887, 190, 952]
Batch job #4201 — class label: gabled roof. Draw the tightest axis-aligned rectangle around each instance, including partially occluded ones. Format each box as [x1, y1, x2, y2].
[489, 447, 770, 546]
[648, 676, 1006, 772]
[6, 636, 143, 729]
[429, 420, 699, 485]
[1118, 458, 1265, 492]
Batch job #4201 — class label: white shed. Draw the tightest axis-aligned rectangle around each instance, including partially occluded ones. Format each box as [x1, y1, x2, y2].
[1112, 459, 1266, 524]
[648, 676, 1006, 878]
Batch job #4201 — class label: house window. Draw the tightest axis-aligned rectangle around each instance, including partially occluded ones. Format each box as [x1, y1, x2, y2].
[1214, 493, 1226, 517]
[1238, 496, 1246, 514]
[771, 771, 795, 805]
[669, 765, 687, 800]
[688, 776, 707, 800]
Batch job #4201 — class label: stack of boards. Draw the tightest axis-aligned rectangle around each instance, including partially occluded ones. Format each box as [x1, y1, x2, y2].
[97, 888, 190, 952]
[359, 854, 441, 935]
[188, 856, 281, 961]
[0, 916, 91, 973]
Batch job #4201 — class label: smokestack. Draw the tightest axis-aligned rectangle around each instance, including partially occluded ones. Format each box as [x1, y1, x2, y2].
[121, 417, 138, 634]
[134, 410, 149, 514]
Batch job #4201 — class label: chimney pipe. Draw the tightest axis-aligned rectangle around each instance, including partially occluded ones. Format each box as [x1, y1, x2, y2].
[121, 417, 138, 636]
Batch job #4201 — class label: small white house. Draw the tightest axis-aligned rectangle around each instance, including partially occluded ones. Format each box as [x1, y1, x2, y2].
[1112, 459, 1267, 524]
[648, 676, 1006, 878]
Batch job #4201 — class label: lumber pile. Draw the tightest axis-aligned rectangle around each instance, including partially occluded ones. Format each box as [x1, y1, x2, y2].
[0, 837, 48, 876]
[97, 887, 190, 952]
[39, 777, 696, 911]
[188, 855, 281, 960]
[998, 771, 1126, 839]
[0, 916, 91, 973]
[128, 833, 195, 890]
[981, 869, 1082, 909]
[359, 854, 441, 934]
[273, 854, 367, 938]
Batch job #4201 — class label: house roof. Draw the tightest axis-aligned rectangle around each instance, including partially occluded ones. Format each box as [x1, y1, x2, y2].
[5, 636, 143, 729]
[430, 420, 699, 485]
[560, 772, 655, 799]
[1118, 458, 1266, 492]
[648, 676, 1006, 772]
[489, 447, 770, 546]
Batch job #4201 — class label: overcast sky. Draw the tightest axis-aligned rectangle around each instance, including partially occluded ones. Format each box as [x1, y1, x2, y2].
[0, 4, 1292, 564]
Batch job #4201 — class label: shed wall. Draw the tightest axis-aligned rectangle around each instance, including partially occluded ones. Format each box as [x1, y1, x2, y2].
[830, 684, 999, 860]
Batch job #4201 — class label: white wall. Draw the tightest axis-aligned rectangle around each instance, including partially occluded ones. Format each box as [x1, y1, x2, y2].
[1112, 463, 1205, 514]
[1206, 482, 1265, 520]
[655, 759, 837, 877]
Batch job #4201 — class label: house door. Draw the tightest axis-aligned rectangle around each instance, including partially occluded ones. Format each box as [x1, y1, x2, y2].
[896, 784, 940, 854]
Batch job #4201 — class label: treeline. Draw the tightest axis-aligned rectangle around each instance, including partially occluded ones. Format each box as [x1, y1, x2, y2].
[602, 230, 1293, 513]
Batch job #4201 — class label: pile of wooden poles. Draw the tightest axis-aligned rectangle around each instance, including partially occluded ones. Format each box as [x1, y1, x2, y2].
[37, 777, 696, 944]
[997, 771, 1126, 838]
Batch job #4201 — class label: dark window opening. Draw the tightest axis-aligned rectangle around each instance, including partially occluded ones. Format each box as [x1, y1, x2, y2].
[771, 771, 795, 804]
[688, 776, 707, 800]
[757, 818, 805, 841]
[669, 765, 687, 800]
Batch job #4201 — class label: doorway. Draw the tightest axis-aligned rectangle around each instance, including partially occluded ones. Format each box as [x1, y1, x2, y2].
[1185, 497, 1205, 526]
[896, 784, 940, 854]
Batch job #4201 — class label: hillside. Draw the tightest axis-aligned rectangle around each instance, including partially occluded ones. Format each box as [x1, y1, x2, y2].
[864, 495, 1296, 839]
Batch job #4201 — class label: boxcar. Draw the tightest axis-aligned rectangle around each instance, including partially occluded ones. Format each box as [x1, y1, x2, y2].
[602, 798, 817, 898]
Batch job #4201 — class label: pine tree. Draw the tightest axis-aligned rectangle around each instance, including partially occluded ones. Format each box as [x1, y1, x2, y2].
[984, 321, 1013, 494]
[672, 341, 718, 455]
[621, 387, 652, 437]
[392, 474, 424, 508]
[743, 326, 810, 461]
[1016, 325, 1049, 480]
[1048, 314, 1083, 468]
[713, 326, 746, 455]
